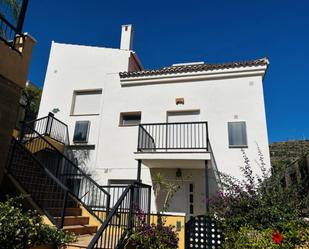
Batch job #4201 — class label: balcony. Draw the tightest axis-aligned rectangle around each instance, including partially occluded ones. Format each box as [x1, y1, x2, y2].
[0, 0, 28, 51]
[135, 122, 211, 167]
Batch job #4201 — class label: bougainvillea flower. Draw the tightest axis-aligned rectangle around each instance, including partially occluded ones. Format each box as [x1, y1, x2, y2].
[272, 231, 284, 244]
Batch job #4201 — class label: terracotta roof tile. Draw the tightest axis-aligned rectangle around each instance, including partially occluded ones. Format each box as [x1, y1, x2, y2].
[119, 57, 269, 78]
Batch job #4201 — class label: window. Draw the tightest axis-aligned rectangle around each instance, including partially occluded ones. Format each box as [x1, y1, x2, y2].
[119, 112, 141, 126]
[71, 90, 102, 115]
[228, 121, 248, 147]
[73, 121, 90, 143]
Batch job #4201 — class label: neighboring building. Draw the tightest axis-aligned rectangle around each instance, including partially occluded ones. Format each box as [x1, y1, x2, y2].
[0, 0, 35, 184]
[38, 25, 271, 219]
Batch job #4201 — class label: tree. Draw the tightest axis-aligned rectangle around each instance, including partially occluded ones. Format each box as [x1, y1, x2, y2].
[22, 83, 42, 122]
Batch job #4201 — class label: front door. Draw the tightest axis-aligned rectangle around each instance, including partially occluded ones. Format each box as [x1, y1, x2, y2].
[167, 181, 189, 217]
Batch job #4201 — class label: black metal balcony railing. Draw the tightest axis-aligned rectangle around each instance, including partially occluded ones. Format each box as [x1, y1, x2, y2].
[24, 113, 70, 145]
[137, 122, 209, 152]
[0, 0, 28, 50]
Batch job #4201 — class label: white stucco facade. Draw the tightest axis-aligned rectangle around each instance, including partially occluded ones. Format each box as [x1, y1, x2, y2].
[38, 25, 271, 217]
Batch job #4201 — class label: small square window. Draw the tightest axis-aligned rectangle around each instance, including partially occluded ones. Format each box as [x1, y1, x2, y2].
[119, 112, 141, 126]
[228, 121, 248, 148]
[73, 121, 90, 143]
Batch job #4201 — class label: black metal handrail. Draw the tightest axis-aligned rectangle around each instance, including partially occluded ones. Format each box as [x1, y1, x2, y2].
[23, 113, 69, 145]
[87, 182, 151, 249]
[6, 138, 78, 229]
[137, 121, 209, 152]
[23, 113, 77, 162]
[19, 121, 111, 223]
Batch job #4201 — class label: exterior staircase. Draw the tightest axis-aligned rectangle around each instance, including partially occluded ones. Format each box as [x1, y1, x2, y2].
[6, 113, 151, 249]
[67, 235, 94, 249]
[54, 210, 97, 235]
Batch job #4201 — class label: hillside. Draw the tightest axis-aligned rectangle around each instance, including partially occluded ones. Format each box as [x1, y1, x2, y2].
[269, 140, 309, 168]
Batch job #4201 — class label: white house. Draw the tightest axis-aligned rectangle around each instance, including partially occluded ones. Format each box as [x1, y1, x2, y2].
[38, 24, 271, 220]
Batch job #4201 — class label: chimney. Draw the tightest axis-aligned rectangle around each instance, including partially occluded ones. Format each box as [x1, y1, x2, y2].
[120, 24, 134, 50]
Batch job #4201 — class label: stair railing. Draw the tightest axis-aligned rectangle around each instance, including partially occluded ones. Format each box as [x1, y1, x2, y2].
[87, 182, 151, 249]
[21, 112, 69, 145]
[6, 138, 79, 229]
[19, 121, 111, 223]
[22, 113, 79, 163]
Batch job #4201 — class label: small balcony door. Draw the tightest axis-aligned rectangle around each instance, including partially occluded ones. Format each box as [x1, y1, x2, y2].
[166, 111, 201, 151]
[167, 110, 200, 123]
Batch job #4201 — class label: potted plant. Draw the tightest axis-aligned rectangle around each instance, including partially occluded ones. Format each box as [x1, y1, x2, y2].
[124, 208, 179, 249]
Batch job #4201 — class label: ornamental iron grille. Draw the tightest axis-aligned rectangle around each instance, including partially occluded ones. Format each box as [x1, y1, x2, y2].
[185, 215, 223, 249]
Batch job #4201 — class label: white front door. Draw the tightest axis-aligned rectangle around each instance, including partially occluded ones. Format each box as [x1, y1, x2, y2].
[166, 181, 195, 221]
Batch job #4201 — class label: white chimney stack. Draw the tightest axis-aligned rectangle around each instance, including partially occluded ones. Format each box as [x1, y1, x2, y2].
[120, 24, 134, 50]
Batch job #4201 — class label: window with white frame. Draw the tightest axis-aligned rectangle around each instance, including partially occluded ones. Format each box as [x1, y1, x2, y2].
[73, 121, 90, 143]
[119, 112, 141, 126]
[71, 90, 102, 115]
[228, 121, 248, 148]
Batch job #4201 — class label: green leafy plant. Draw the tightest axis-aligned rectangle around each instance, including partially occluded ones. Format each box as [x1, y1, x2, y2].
[152, 172, 180, 213]
[22, 84, 42, 122]
[152, 172, 180, 225]
[0, 197, 76, 249]
[209, 147, 309, 248]
[224, 222, 309, 249]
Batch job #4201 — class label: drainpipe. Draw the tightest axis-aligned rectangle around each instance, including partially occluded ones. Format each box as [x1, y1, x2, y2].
[137, 159, 141, 182]
[205, 160, 210, 214]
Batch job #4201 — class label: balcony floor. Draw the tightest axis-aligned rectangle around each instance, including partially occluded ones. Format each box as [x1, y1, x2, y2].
[134, 152, 211, 168]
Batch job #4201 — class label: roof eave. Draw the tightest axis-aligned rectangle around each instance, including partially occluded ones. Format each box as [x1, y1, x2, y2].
[120, 65, 268, 86]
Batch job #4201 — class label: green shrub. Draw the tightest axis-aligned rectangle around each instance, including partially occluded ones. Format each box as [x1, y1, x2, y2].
[223, 222, 309, 249]
[0, 197, 76, 249]
[209, 148, 309, 248]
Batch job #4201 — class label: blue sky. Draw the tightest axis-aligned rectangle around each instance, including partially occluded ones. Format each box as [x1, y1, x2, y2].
[23, 0, 309, 143]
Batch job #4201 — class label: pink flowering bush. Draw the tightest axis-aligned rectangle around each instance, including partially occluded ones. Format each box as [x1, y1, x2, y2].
[208, 147, 309, 248]
[125, 209, 178, 249]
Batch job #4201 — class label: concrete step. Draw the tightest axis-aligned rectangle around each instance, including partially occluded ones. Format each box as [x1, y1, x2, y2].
[55, 216, 90, 226]
[67, 234, 94, 249]
[63, 225, 97, 235]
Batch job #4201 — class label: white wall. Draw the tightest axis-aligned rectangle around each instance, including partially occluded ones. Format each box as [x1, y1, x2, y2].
[38, 42, 132, 170]
[96, 73, 270, 184]
[39, 42, 271, 213]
